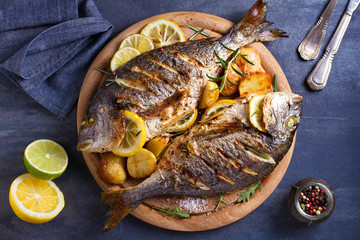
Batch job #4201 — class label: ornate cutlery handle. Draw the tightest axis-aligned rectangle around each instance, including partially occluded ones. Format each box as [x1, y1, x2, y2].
[307, 9, 353, 91]
[298, 0, 338, 60]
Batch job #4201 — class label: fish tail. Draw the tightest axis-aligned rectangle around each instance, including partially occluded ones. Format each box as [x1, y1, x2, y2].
[226, 0, 287, 45]
[101, 187, 142, 231]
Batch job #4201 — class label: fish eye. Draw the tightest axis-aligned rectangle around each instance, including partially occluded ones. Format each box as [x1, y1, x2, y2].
[87, 115, 97, 127]
[285, 116, 298, 130]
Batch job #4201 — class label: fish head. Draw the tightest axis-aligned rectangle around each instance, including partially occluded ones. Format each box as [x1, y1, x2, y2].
[262, 92, 303, 141]
[77, 98, 125, 152]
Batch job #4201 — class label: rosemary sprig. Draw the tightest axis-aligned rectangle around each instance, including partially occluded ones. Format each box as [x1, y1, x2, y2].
[105, 76, 126, 88]
[135, 130, 142, 137]
[169, 130, 186, 138]
[251, 111, 257, 117]
[237, 182, 263, 203]
[244, 146, 269, 159]
[189, 28, 205, 40]
[145, 203, 190, 218]
[274, 74, 278, 92]
[212, 194, 228, 211]
[179, 112, 194, 122]
[181, 140, 190, 152]
[221, 43, 235, 52]
[95, 67, 113, 75]
[231, 65, 247, 78]
[214, 50, 228, 70]
[186, 24, 210, 37]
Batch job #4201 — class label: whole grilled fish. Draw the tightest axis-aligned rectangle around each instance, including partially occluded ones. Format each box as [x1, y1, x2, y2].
[77, 0, 287, 152]
[102, 92, 303, 230]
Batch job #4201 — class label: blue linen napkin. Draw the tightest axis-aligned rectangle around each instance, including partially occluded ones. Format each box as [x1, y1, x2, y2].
[0, 0, 113, 118]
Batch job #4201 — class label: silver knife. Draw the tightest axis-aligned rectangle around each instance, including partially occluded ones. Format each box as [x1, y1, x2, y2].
[298, 0, 338, 61]
[307, 0, 360, 91]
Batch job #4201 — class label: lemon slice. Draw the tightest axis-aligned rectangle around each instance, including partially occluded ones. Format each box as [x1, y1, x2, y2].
[140, 18, 186, 48]
[112, 111, 147, 157]
[200, 99, 237, 122]
[167, 109, 198, 132]
[9, 173, 65, 224]
[249, 94, 266, 132]
[119, 34, 154, 54]
[110, 47, 140, 72]
[24, 139, 68, 180]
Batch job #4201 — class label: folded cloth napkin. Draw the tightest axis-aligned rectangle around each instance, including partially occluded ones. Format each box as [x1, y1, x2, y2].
[0, 0, 113, 118]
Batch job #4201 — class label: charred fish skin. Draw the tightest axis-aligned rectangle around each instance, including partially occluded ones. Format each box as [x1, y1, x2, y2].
[102, 92, 303, 231]
[77, 0, 287, 153]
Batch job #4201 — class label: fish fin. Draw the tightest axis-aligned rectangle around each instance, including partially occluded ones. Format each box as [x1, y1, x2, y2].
[101, 188, 141, 231]
[230, 0, 288, 43]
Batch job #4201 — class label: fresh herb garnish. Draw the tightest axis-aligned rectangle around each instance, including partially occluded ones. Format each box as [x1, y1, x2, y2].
[95, 67, 113, 76]
[186, 24, 210, 37]
[239, 54, 255, 65]
[135, 130, 142, 137]
[179, 112, 194, 122]
[274, 74, 278, 92]
[105, 75, 126, 88]
[237, 182, 262, 203]
[189, 28, 205, 40]
[181, 140, 190, 152]
[251, 111, 257, 117]
[244, 146, 269, 159]
[169, 131, 186, 138]
[145, 203, 190, 218]
[206, 44, 248, 93]
[212, 194, 228, 211]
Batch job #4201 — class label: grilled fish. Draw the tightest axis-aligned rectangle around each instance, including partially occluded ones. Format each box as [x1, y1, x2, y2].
[102, 92, 303, 230]
[77, 0, 287, 152]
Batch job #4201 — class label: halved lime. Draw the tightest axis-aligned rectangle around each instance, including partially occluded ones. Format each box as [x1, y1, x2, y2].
[24, 139, 68, 180]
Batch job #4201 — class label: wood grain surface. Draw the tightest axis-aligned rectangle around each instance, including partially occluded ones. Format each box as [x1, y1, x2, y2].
[76, 12, 294, 231]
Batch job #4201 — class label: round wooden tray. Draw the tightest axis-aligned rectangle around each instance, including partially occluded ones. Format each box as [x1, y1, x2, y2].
[76, 12, 294, 231]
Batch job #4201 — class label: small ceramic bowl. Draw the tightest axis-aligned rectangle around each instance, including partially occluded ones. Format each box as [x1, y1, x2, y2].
[288, 178, 335, 225]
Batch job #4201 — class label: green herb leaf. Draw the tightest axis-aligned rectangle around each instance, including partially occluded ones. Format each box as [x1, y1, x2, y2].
[206, 74, 223, 82]
[135, 130, 142, 137]
[106, 76, 126, 88]
[214, 50, 228, 70]
[240, 54, 255, 65]
[274, 74, 278, 92]
[189, 28, 205, 40]
[169, 131, 186, 138]
[237, 182, 262, 203]
[244, 146, 269, 159]
[212, 195, 228, 211]
[95, 67, 113, 75]
[144, 103, 155, 106]
[231, 64, 247, 78]
[186, 24, 210, 37]
[226, 76, 239, 86]
[145, 203, 190, 218]
[221, 43, 235, 52]
[251, 111, 257, 117]
[181, 140, 190, 152]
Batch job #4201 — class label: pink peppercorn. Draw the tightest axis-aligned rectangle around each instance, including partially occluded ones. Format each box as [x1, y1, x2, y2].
[323, 206, 327, 211]
[320, 189, 324, 194]
[309, 210, 313, 215]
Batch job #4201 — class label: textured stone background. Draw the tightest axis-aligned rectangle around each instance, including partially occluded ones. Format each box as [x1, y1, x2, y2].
[0, 0, 359, 239]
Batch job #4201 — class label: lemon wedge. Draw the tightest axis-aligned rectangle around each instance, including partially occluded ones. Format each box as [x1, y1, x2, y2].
[248, 94, 266, 132]
[140, 18, 186, 48]
[112, 111, 147, 157]
[167, 109, 198, 132]
[119, 34, 154, 54]
[200, 99, 237, 123]
[110, 47, 140, 72]
[9, 173, 65, 224]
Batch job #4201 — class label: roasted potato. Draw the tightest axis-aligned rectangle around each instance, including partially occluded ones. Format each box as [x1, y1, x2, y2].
[235, 47, 264, 74]
[145, 136, 170, 157]
[99, 152, 127, 184]
[239, 72, 272, 97]
[198, 81, 219, 109]
[127, 148, 157, 178]
[219, 63, 243, 96]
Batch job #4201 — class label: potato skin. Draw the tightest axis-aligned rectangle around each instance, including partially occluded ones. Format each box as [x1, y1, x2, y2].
[127, 148, 156, 178]
[219, 63, 242, 96]
[145, 136, 170, 157]
[99, 152, 127, 184]
[198, 81, 219, 109]
[239, 72, 272, 97]
[235, 47, 264, 74]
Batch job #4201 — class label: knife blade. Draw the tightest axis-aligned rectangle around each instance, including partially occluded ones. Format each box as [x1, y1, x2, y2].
[307, 0, 360, 91]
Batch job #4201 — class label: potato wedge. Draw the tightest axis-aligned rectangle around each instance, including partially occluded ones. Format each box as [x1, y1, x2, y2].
[219, 63, 242, 96]
[145, 136, 170, 157]
[99, 152, 127, 184]
[235, 47, 264, 74]
[127, 148, 156, 178]
[198, 81, 219, 109]
[239, 72, 272, 97]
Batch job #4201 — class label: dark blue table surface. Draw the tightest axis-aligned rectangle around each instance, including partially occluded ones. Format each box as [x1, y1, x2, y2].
[1, 0, 359, 239]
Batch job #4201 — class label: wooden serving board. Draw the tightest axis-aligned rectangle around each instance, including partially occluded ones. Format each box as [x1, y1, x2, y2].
[76, 12, 294, 231]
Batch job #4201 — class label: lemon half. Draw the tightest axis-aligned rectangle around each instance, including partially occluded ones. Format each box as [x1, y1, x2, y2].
[119, 34, 154, 54]
[9, 173, 65, 224]
[110, 47, 140, 72]
[248, 94, 266, 132]
[200, 99, 237, 123]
